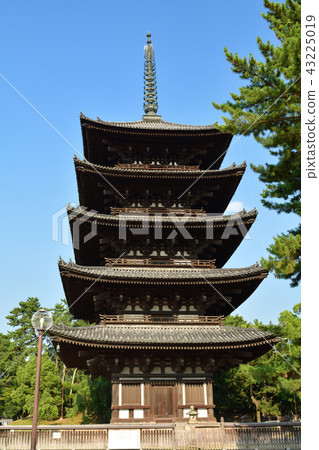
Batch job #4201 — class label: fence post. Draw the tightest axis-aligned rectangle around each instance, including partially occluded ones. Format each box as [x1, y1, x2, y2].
[220, 417, 225, 449]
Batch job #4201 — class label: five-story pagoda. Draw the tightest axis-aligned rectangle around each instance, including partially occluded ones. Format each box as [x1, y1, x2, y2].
[50, 33, 279, 423]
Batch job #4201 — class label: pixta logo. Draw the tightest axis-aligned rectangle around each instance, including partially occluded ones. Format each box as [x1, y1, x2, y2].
[117, 213, 252, 241]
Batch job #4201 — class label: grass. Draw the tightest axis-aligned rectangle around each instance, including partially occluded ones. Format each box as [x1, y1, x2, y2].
[11, 413, 84, 426]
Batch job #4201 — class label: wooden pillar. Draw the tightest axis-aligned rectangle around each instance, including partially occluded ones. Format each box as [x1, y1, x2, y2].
[177, 382, 184, 419]
[206, 381, 216, 421]
[144, 383, 150, 419]
[111, 383, 120, 421]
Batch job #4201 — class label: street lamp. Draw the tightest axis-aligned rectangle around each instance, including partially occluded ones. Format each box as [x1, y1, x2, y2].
[30, 309, 53, 450]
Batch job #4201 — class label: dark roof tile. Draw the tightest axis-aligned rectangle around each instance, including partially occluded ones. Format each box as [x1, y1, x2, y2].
[74, 156, 246, 178]
[67, 205, 257, 225]
[81, 115, 221, 132]
[58, 259, 267, 281]
[50, 323, 277, 348]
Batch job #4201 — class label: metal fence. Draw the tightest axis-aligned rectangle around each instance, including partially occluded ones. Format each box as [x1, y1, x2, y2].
[0, 422, 301, 450]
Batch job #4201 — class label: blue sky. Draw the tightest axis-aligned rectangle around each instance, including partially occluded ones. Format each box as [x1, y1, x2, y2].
[0, 0, 300, 332]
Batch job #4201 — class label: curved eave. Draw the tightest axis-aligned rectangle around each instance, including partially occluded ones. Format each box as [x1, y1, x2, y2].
[67, 205, 257, 267]
[52, 335, 279, 352]
[50, 323, 278, 351]
[67, 204, 257, 227]
[80, 115, 233, 169]
[74, 158, 245, 214]
[49, 323, 279, 375]
[74, 155, 246, 179]
[58, 259, 268, 321]
[80, 115, 232, 137]
[52, 339, 279, 376]
[59, 259, 268, 284]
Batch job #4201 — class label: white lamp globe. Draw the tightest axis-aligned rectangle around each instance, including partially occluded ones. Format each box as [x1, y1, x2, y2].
[31, 309, 53, 331]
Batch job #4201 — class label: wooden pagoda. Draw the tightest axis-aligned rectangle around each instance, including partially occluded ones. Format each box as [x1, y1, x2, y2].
[50, 33, 279, 423]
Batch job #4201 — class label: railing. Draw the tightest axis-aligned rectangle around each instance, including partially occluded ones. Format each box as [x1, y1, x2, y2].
[171, 259, 216, 268]
[0, 425, 108, 450]
[141, 423, 301, 449]
[99, 314, 224, 325]
[104, 258, 216, 268]
[115, 163, 200, 171]
[0, 422, 301, 450]
[105, 258, 151, 266]
[110, 207, 207, 216]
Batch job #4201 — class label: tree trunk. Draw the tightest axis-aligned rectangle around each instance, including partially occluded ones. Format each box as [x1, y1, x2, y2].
[251, 395, 261, 422]
[250, 385, 261, 423]
[69, 368, 78, 407]
[293, 390, 297, 416]
[60, 364, 66, 420]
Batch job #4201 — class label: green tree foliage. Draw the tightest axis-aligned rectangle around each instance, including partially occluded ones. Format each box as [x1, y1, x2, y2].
[88, 377, 112, 423]
[67, 373, 111, 423]
[275, 303, 301, 414]
[50, 299, 74, 326]
[0, 333, 17, 417]
[50, 300, 110, 423]
[261, 226, 301, 287]
[66, 371, 91, 418]
[212, 0, 301, 286]
[5, 297, 41, 352]
[214, 305, 301, 421]
[1, 298, 110, 422]
[1, 297, 43, 418]
[10, 353, 62, 420]
[50, 299, 95, 328]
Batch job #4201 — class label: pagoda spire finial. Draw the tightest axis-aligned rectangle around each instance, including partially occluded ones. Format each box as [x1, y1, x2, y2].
[143, 32, 161, 120]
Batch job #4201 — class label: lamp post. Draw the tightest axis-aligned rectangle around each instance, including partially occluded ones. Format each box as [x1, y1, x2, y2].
[30, 309, 53, 450]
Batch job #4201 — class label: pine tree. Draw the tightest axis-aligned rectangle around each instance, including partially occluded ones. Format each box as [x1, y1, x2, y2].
[212, 0, 301, 286]
[261, 226, 301, 287]
[214, 305, 301, 421]
[6, 297, 41, 352]
[10, 353, 62, 420]
[0, 333, 17, 417]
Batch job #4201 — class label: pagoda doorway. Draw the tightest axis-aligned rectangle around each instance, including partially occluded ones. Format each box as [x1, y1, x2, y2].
[152, 385, 175, 420]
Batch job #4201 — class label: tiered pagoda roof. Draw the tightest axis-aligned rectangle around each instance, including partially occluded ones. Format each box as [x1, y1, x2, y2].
[50, 34, 277, 419]
[51, 321, 279, 379]
[53, 106, 274, 370]
[59, 259, 268, 322]
[80, 115, 232, 169]
[52, 321, 278, 350]
[51, 322, 278, 350]
[74, 156, 246, 213]
[67, 204, 257, 267]
[53, 107, 274, 370]
[59, 259, 267, 283]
